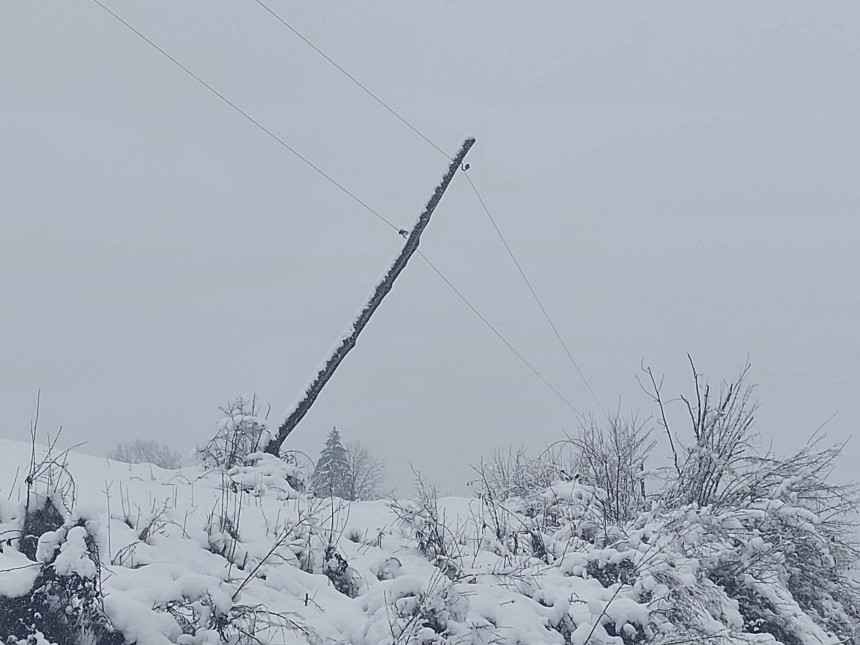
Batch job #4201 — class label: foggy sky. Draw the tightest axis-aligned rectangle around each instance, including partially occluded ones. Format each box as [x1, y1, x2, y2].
[2, 2, 859, 493]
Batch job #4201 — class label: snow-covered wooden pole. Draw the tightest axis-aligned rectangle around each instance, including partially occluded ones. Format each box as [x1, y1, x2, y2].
[265, 137, 476, 455]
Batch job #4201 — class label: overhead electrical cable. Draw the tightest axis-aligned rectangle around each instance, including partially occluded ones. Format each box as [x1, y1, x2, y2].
[417, 251, 580, 415]
[89, 0, 400, 234]
[87, 0, 582, 416]
[254, 0, 452, 161]
[463, 173, 605, 414]
[253, 0, 602, 412]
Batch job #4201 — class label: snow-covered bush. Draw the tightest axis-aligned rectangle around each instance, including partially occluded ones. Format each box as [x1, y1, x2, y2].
[0, 518, 125, 645]
[197, 396, 271, 471]
[1, 435, 125, 645]
[698, 441, 860, 644]
[571, 414, 654, 526]
[3, 361, 858, 645]
[465, 361, 860, 644]
[471, 444, 575, 502]
[361, 570, 471, 645]
[322, 545, 360, 597]
[228, 452, 307, 501]
[635, 360, 860, 642]
[156, 591, 313, 645]
[391, 474, 464, 580]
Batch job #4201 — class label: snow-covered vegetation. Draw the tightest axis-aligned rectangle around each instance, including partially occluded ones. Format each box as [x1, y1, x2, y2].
[310, 428, 387, 501]
[107, 440, 184, 470]
[2, 366, 859, 645]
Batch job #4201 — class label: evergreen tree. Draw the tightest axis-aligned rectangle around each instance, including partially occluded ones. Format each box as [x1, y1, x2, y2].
[311, 427, 351, 498]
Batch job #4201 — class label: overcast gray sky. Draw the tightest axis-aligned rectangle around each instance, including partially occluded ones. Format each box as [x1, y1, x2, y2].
[2, 2, 859, 493]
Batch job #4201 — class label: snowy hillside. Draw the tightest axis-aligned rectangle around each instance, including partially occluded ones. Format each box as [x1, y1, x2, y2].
[1, 424, 859, 645]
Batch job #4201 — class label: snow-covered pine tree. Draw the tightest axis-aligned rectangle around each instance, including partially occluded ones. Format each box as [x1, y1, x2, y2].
[311, 427, 351, 498]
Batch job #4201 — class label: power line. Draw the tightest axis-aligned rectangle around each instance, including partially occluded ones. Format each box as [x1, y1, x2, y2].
[87, 1, 582, 417]
[253, 0, 602, 414]
[417, 251, 581, 415]
[89, 0, 400, 234]
[463, 172, 605, 413]
[254, 0, 452, 161]
[251, 0, 602, 414]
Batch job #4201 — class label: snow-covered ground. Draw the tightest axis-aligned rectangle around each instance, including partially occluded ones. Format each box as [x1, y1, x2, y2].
[0, 437, 854, 645]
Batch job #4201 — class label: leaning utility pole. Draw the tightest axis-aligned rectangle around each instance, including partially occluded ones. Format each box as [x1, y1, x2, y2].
[265, 137, 476, 455]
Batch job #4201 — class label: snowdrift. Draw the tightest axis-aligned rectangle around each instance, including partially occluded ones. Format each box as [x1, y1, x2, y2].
[1, 437, 858, 645]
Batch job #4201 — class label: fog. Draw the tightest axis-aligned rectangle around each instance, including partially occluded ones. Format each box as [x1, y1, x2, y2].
[2, 2, 858, 492]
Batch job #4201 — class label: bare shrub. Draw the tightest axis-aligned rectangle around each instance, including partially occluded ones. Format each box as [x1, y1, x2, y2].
[19, 403, 79, 557]
[635, 358, 860, 644]
[642, 357, 757, 508]
[107, 439, 182, 469]
[205, 469, 247, 570]
[198, 395, 270, 470]
[344, 440, 387, 501]
[470, 442, 603, 562]
[391, 472, 463, 580]
[466, 360, 860, 644]
[471, 444, 575, 502]
[571, 413, 654, 524]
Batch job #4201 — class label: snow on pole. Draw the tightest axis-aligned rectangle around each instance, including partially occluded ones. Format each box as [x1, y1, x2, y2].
[266, 137, 476, 455]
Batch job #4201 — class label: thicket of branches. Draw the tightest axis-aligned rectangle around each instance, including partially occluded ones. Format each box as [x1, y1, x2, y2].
[107, 439, 182, 470]
[5, 361, 857, 645]
[197, 395, 271, 470]
[344, 440, 387, 501]
[571, 413, 654, 524]
[472, 358, 860, 644]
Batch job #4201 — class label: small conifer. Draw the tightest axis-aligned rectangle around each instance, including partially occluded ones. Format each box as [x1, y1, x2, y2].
[311, 427, 351, 498]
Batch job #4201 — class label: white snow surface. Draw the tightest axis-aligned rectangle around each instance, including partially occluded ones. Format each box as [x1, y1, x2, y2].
[0, 439, 847, 645]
